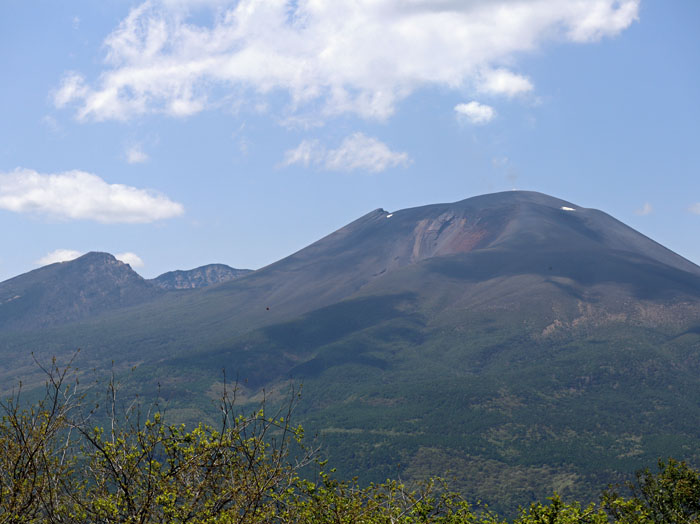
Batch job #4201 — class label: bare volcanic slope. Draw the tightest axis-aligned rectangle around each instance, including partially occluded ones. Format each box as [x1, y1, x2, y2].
[342, 191, 700, 322]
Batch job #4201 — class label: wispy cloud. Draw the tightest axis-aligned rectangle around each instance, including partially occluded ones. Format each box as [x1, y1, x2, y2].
[635, 202, 653, 216]
[283, 139, 322, 169]
[690, 203, 700, 215]
[283, 133, 410, 173]
[0, 168, 184, 223]
[125, 144, 149, 164]
[36, 249, 83, 266]
[325, 134, 411, 172]
[54, 0, 639, 121]
[42, 115, 63, 135]
[455, 101, 495, 125]
[53, 72, 88, 109]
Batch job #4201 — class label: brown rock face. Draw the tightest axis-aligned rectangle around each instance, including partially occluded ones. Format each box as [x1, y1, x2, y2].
[410, 213, 488, 261]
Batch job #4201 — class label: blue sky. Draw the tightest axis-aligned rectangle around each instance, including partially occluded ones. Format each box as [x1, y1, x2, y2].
[1, 0, 698, 280]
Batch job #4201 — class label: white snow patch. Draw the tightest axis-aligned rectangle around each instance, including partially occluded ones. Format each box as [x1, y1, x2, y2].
[561, 206, 576, 211]
[386, 213, 393, 218]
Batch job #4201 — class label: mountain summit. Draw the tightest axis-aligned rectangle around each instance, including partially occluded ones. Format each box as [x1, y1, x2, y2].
[281, 190, 698, 279]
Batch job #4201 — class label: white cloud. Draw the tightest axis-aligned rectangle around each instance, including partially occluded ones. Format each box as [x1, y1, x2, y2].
[36, 249, 83, 266]
[455, 101, 495, 125]
[635, 202, 653, 216]
[126, 144, 149, 164]
[54, 0, 639, 121]
[0, 168, 184, 223]
[478, 69, 533, 97]
[115, 252, 144, 268]
[690, 203, 700, 215]
[566, 0, 641, 42]
[283, 133, 410, 173]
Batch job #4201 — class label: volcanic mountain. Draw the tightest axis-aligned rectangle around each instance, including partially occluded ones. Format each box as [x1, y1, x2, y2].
[105, 189, 697, 339]
[223, 189, 699, 314]
[1, 190, 700, 513]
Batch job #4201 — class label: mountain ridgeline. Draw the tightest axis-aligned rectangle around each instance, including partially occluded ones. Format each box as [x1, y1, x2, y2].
[1, 191, 699, 513]
[0, 255, 250, 330]
[151, 264, 253, 290]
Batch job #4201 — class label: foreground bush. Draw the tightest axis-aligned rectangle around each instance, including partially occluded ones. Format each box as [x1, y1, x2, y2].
[1, 359, 698, 523]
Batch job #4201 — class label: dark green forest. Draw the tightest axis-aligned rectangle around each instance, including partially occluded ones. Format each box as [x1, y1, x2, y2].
[2, 360, 699, 524]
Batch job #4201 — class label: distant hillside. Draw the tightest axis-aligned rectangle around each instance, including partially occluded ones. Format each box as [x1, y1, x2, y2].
[0, 252, 161, 330]
[151, 264, 252, 290]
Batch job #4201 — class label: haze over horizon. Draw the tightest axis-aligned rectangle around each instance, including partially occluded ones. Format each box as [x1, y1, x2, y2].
[1, 1, 699, 281]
